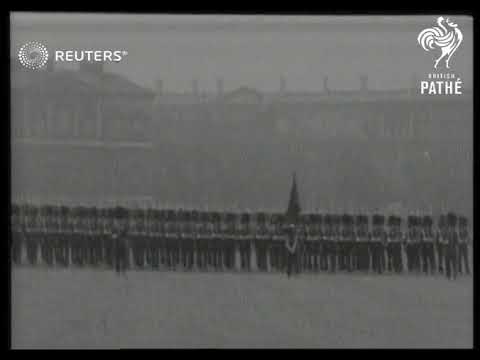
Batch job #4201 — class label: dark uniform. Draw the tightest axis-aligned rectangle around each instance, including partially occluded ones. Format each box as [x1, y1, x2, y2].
[457, 216, 470, 275]
[96, 208, 108, 267]
[307, 215, 321, 272]
[421, 216, 436, 275]
[355, 215, 370, 272]
[317, 216, 328, 272]
[389, 216, 403, 273]
[324, 215, 336, 273]
[85, 207, 99, 267]
[24, 205, 39, 265]
[211, 212, 222, 271]
[386, 216, 396, 273]
[196, 212, 208, 270]
[11, 204, 23, 265]
[164, 210, 177, 269]
[223, 213, 236, 271]
[50, 205, 63, 267]
[254, 212, 269, 272]
[405, 216, 416, 273]
[445, 213, 458, 280]
[113, 206, 129, 274]
[285, 224, 298, 277]
[205, 214, 215, 270]
[371, 215, 386, 274]
[42, 206, 54, 266]
[238, 213, 251, 271]
[342, 214, 355, 272]
[436, 215, 447, 274]
[59, 206, 72, 267]
[146, 209, 161, 269]
[131, 208, 147, 269]
[338, 214, 348, 271]
[190, 210, 200, 270]
[301, 215, 314, 272]
[181, 211, 195, 270]
[102, 208, 115, 269]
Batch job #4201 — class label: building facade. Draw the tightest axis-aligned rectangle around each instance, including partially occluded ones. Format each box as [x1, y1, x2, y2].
[11, 66, 472, 217]
[11, 61, 155, 205]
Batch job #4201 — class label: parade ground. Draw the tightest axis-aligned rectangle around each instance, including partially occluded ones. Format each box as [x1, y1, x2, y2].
[11, 268, 472, 348]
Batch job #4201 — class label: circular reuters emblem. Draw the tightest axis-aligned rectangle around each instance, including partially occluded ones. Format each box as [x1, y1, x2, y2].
[18, 42, 49, 69]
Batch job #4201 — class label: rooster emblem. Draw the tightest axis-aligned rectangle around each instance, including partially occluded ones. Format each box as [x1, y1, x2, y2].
[417, 17, 463, 69]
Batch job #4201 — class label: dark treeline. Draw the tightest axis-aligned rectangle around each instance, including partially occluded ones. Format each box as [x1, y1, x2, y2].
[11, 204, 471, 280]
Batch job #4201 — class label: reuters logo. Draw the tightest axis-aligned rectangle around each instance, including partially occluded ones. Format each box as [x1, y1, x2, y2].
[18, 42, 49, 69]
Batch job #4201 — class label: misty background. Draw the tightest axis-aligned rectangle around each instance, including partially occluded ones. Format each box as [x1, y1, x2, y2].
[10, 13, 473, 218]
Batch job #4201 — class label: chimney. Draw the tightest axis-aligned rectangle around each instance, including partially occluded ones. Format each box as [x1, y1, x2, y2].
[216, 77, 224, 96]
[280, 76, 286, 94]
[360, 74, 368, 91]
[323, 76, 329, 93]
[192, 79, 199, 96]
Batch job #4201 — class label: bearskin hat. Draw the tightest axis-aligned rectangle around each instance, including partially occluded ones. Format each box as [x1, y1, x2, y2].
[114, 206, 128, 219]
[324, 214, 332, 226]
[164, 209, 175, 222]
[186, 210, 195, 222]
[306, 214, 317, 224]
[211, 212, 221, 223]
[373, 214, 385, 226]
[60, 206, 69, 217]
[133, 208, 144, 219]
[388, 215, 397, 227]
[146, 208, 154, 219]
[256, 212, 266, 225]
[199, 211, 210, 223]
[343, 214, 354, 226]
[407, 215, 416, 227]
[300, 214, 311, 224]
[225, 212, 236, 223]
[447, 212, 457, 227]
[269, 213, 280, 225]
[191, 210, 199, 222]
[241, 212, 250, 224]
[72, 206, 83, 217]
[41, 205, 53, 216]
[422, 215, 433, 227]
[332, 214, 341, 226]
[88, 206, 98, 218]
[397, 216, 402, 227]
[355, 215, 368, 227]
[175, 209, 185, 222]
[312, 214, 323, 225]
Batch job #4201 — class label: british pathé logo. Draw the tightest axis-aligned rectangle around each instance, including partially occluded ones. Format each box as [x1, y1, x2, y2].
[18, 42, 128, 70]
[417, 16, 463, 69]
[18, 42, 49, 70]
[417, 17, 463, 95]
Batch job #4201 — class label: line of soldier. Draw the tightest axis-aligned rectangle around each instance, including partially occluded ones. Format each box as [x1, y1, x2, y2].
[10, 204, 471, 279]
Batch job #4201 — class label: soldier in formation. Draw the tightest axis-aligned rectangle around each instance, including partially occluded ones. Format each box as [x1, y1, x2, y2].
[11, 203, 471, 280]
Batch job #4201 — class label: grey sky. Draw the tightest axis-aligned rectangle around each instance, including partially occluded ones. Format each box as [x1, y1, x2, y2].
[11, 13, 473, 92]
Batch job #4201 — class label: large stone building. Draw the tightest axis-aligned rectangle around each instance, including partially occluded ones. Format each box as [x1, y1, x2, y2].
[151, 77, 472, 215]
[11, 65, 472, 217]
[11, 61, 155, 205]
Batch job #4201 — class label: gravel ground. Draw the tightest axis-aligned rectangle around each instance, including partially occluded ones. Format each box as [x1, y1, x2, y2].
[11, 268, 473, 348]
